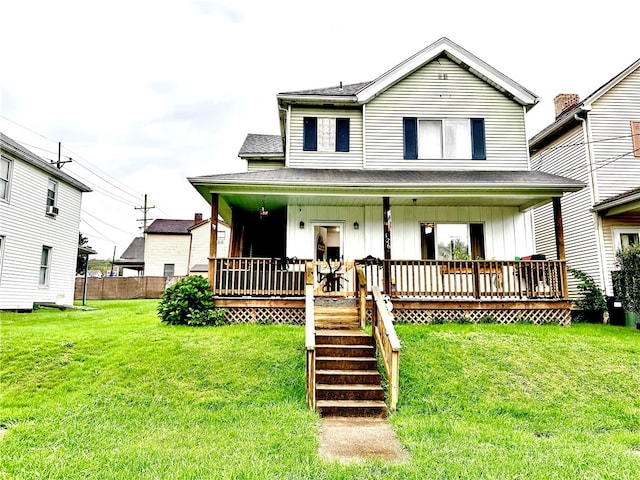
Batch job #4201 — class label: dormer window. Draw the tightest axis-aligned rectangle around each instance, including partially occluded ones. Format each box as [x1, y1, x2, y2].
[404, 118, 486, 160]
[303, 117, 350, 152]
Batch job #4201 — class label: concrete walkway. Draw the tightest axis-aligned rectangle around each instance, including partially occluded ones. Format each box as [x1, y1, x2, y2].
[318, 417, 410, 464]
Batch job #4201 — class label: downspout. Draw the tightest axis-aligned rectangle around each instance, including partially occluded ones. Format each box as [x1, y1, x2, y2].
[575, 112, 609, 294]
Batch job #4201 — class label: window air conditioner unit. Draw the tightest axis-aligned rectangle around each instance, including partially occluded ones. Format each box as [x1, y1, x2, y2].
[46, 205, 59, 216]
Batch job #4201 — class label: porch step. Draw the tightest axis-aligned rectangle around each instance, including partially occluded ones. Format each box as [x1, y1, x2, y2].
[316, 400, 388, 418]
[314, 305, 360, 330]
[316, 330, 374, 346]
[316, 384, 386, 401]
[316, 344, 375, 357]
[316, 369, 382, 385]
[316, 356, 378, 370]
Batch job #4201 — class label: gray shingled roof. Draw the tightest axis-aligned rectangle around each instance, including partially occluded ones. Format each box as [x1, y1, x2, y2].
[190, 168, 585, 189]
[1, 132, 92, 192]
[279, 81, 372, 97]
[146, 219, 195, 234]
[239, 134, 283, 156]
[592, 186, 640, 212]
[117, 237, 145, 261]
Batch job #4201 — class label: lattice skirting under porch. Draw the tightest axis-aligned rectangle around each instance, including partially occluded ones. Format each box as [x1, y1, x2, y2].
[221, 306, 306, 325]
[385, 307, 571, 326]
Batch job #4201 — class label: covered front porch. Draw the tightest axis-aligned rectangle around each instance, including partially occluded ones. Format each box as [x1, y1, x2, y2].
[188, 168, 583, 325]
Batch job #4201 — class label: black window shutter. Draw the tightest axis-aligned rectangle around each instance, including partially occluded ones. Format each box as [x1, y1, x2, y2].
[336, 118, 350, 152]
[403, 117, 418, 159]
[303, 117, 317, 151]
[471, 118, 486, 160]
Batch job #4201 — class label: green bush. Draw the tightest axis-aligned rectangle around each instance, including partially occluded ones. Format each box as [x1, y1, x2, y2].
[615, 243, 640, 315]
[158, 276, 226, 326]
[568, 268, 606, 322]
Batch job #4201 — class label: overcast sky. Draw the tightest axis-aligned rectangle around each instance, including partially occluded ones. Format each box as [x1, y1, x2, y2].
[1, 0, 637, 259]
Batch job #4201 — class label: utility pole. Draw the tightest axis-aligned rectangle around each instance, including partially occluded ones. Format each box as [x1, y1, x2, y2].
[135, 194, 155, 233]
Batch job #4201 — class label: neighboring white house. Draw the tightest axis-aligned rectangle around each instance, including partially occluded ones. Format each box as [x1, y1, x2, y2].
[0, 132, 92, 310]
[530, 57, 640, 298]
[115, 214, 230, 277]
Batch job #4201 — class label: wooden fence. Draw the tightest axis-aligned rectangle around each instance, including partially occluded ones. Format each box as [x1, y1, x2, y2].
[74, 276, 185, 300]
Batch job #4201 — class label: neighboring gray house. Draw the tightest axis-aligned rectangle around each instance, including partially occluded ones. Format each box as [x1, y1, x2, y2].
[530, 57, 640, 298]
[0, 132, 92, 310]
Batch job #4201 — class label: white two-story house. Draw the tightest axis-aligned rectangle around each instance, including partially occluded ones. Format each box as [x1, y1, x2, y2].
[1, 132, 91, 310]
[530, 57, 640, 304]
[189, 37, 584, 325]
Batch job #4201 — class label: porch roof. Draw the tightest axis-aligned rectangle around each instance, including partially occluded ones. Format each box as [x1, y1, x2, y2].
[189, 168, 584, 213]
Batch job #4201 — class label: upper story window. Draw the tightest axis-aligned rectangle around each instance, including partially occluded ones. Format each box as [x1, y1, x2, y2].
[46, 179, 58, 206]
[46, 179, 59, 216]
[303, 117, 350, 152]
[1, 156, 12, 201]
[631, 121, 640, 157]
[404, 118, 486, 160]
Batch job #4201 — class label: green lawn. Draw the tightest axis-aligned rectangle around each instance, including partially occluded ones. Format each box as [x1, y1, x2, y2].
[1, 300, 639, 479]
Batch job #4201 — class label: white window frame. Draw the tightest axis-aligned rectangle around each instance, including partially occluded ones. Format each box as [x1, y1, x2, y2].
[418, 118, 472, 159]
[46, 179, 58, 207]
[163, 263, 175, 277]
[1, 156, 12, 201]
[317, 117, 336, 152]
[217, 230, 226, 245]
[0, 235, 5, 284]
[40, 246, 52, 286]
[612, 226, 640, 252]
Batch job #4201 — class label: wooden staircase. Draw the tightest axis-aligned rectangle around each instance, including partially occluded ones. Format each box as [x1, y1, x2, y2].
[313, 298, 388, 418]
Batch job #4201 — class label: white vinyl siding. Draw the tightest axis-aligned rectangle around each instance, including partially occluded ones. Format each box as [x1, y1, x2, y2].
[286, 204, 533, 261]
[532, 127, 602, 297]
[288, 108, 363, 169]
[0, 157, 83, 309]
[143, 234, 191, 277]
[588, 68, 640, 202]
[365, 57, 529, 170]
[247, 160, 285, 172]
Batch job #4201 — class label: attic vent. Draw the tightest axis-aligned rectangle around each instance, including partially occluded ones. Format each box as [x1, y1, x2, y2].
[438, 73, 448, 80]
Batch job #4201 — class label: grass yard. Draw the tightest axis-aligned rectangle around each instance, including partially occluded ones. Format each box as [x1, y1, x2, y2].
[1, 300, 639, 479]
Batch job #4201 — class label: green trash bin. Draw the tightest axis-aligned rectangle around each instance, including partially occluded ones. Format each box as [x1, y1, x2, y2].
[625, 311, 639, 328]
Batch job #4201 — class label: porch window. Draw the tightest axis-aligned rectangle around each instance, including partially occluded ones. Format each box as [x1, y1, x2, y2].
[421, 223, 485, 260]
[303, 117, 350, 152]
[1, 156, 12, 201]
[613, 227, 640, 251]
[404, 118, 486, 160]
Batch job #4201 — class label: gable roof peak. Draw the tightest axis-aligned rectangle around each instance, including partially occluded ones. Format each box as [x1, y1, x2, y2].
[357, 36, 539, 109]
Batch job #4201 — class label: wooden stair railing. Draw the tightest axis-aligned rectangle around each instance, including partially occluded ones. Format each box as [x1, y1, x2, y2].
[371, 285, 401, 411]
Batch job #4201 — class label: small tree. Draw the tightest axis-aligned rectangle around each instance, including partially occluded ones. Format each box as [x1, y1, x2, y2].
[616, 243, 640, 315]
[568, 268, 606, 322]
[158, 276, 226, 326]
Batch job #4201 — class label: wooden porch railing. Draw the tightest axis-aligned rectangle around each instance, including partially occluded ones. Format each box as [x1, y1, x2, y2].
[371, 285, 401, 411]
[358, 259, 567, 300]
[210, 257, 567, 300]
[210, 257, 307, 296]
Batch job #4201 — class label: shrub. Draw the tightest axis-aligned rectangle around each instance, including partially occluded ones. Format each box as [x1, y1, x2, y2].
[568, 268, 606, 322]
[158, 276, 226, 326]
[615, 243, 640, 315]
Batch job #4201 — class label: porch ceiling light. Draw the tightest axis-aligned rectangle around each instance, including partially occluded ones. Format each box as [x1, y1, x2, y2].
[259, 197, 269, 219]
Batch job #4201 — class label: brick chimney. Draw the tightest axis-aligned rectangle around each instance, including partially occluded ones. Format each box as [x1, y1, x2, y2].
[194, 213, 203, 224]
[554, 93, 580, 119]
